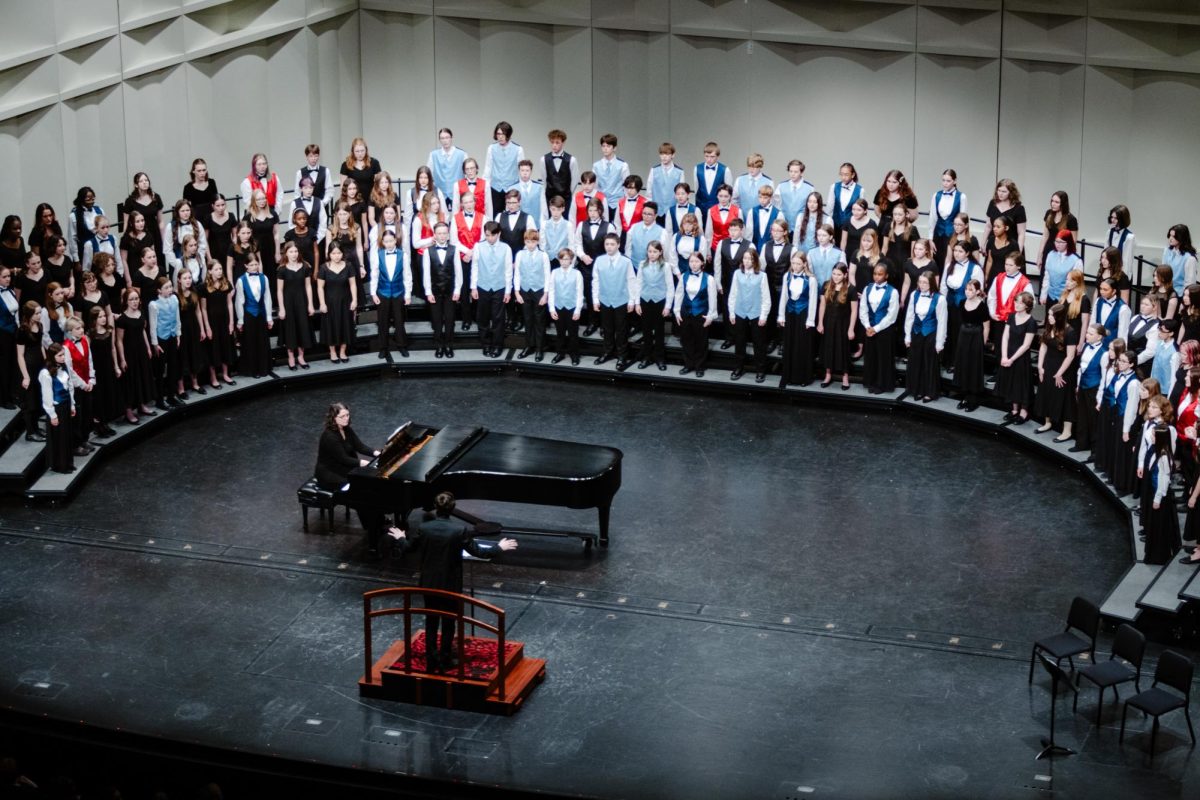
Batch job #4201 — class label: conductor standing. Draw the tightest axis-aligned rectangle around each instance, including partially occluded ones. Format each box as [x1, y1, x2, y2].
[390, 491, 518, 672]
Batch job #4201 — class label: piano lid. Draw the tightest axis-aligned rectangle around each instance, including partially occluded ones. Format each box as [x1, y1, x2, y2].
[385, 425, 488, 483]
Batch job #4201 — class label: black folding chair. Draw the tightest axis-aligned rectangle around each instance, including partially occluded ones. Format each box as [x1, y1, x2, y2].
[1073, 623, 1145, 723]
[1029, 596, 1100, 683]
[1120, 649, 1196, 759]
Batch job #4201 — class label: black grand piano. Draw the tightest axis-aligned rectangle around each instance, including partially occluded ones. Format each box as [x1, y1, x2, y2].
[345, 422, 622, 548]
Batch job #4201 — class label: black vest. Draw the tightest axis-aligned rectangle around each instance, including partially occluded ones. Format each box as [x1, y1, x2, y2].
[298, 165, 328, 205]
[543, 152, 572, 202]
[294, 198, 322, 233]
[720, 239, 752, 283]
[761, 241, 793, 284]
[498, 212, 529, 255]
[580, 221, 611, 260]
[428, 245, 455, 297]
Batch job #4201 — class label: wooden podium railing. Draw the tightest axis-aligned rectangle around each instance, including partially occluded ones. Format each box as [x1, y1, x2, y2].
[362, 587, 509, 701]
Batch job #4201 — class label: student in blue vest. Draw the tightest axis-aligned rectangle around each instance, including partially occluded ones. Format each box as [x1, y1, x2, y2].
[727, 249, 771, 382]
[593, 133, 629, 223]
[422, 222, 463, 359]
[482, 121, 525, 217]
[1090, 336, 1124, 465]
[509, 159, 547, 222]
[427, 128, 468, 212]
[671, 213, 709, 281]
[858, 262, 899, 394]
[674, 251, 718, 376]
[548, 248, 584, 365]
[514, 229, 551, 361]
[665, 182, 698, 236]
[777, 250, 819, 387]
[694, 143, 729, 216]
[540, 196, 573, 269]
[1094, 278, 1130, 347]
[929, 169, 967, 264]
[1164, 224, 1198, 296]
[807, 223, 846, 290]
[747, 185, 781, 250]
[1148, 319, 1182, 397]
[0, 266, 17, 409]
[539, 129, 578, 209]
[1040, 230, 1081, 305]
[39, 343, 75, 474]
[1071, 323, 1107, 453]
[370, 229, 411, 360]
[496, 189, 535, 334]
[647, 143, 683, 228]
[826, 163, 861, 232]
[1033, 304, 1078, 438]
[148, 276, 183, 409]
[1105, 351, 1147, 494]
[774, 160, 816, 229]
[470, 221, 513, 358]
[1095, 343, 1136, 475]
[904, 270, 947, 402]
[572, 198, 611, 337]
[733, 154, 772, 217]
[624, 202, 669, 272]
[1140, 418, 1182, 565]
[591, 233, 636, 370]
[634, 240, 674, 371]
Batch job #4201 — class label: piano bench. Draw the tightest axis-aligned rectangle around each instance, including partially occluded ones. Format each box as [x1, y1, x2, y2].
[298, 478, 350, 532]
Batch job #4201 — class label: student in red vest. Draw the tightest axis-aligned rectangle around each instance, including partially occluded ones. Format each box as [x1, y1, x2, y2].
[569, 171, 605, 229]
[454, 158, 491, 220]
[987, 251, 1032, 355]
[615, 176, 646, 247]
[62, 316, 94, 456]
[704, 185, 740, 257]
[452, 189, 485, 331]
[240, 153, 282, 217]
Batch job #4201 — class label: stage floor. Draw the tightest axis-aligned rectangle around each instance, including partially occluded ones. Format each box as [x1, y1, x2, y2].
[0, 374, 1195, 798]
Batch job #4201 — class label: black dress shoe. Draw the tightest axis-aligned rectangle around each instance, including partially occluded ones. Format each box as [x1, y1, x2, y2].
[435, 348, 443, 358]
[535, 351, 544, 362]
[842, 384, 851, 392]
[491, 348, 503, 358]
[377, 351, 387, 359]
[156, 400, 169, 411]
[25, 433, 45, 442]
[583, 325, 598, 337]
[595, 353, 612, 365]
[194, 386, 207, 395]
[720, 340, 732, 350]
[821, 378, 833, 387]
[570, 356, 580, 365]
[695, 369, 705, 377]
[552, 353, 566, 364]
[1179, 556, 1200, 566]
[461, 321, 470, 331]
[446, 348, 455, 358]
[288, 364, 298, 371]
[399, 348, 409, 358]
[518, 347, 533, 359]
[637, 360, 650, 369]
[616, 359, 631, 372]
[300, 362, 310, 369]
[956, 399, 968, 409]
[1012, 416, 1028, 426]
[1067, 444, 1088, 452]
[73, 446, 89, 457]
[657, 362, 667, 371]
[223, 377, 237, 385]
[730, 368, 744, 380]
[755, 373, 765, 383]
[680, 367, 692, 375]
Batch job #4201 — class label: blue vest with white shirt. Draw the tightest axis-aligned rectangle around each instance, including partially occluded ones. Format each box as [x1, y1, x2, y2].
[0, 288, 17, 333]
[866, 283, 894, 327]
[1043, 252, 1079, 301]
[430, 147, 466, 202]
[51, 372, 70, 406]
[932, 191, 962, 238]
[1152, 341, 1178, 392]
[594, 158, 626, 208]
[732, 270, 765, 319]
[695, 164, 728, 211]
[1105, 372, 1136, 414]
[240, 274, 266, 318]
[784, 273, 810, 316]
[627, 223, 664, 269]
[1164, 246, 1192, 295]
[776, 180, 815, 226]
[376, 248, 405, 298]
[912, 293, 939, 337]
[512, 180, 543, 219]
[681, 272, 710, 317]
[597, 255, 631, 307]
[515, 250, 546, 292]
[750, 206, 781, 250]
[474, 243, 508, 292]
[488, 142, 520, 190]
[552, 267, 579, 310]
[154, 295, 179, 339]
[650, 164, 684, 211]
[830, 183, 861, 229]
[1096, 297, 1125, 347]
[808, 246, 843, 288]
[541, 217, 571, 259]
[639, 261, 669, 303]
[1078, 343, 1103, 390]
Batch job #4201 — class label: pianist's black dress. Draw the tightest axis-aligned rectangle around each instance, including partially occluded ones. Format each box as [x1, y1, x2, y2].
[315, 425, 374, 489]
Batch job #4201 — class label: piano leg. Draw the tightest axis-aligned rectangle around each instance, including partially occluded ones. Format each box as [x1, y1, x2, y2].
[597, 504, 611, 548]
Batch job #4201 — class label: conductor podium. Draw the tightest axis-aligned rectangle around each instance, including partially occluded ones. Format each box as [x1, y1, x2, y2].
[358, 587, 546, 715]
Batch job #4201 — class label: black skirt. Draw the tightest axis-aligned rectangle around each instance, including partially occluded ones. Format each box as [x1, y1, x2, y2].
[1094, 403, 1115, 476]
[781, 313, 814, 385]
[1143, 484, 1181, 565]
[906, 332, 940, 398]
[952, 324, 985, 394]
[1111, 414, 1142, 495]
[820, 301, 854, 374]
[995, 351, 1032, 406]
[1034, 368, 1076, 424]
[862, 328, 896, 391]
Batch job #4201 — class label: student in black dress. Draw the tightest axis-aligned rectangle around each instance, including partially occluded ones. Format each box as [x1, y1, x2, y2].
[203, 262, 235, 387]
[27, 203, 62, 258]
[94, 252, 124, 310]
[840, 198, 876, 265]
[122, 172, 164, 248]
[77, 270, 114, 339]
[243, 190, 280, 287]
[953, 279, 988, 410]
[14, 250, 48, 306]
[39, 343, 75, 474]
[0, 215, 27, 272]
[872, 169, 919, 240]
[1099, 245, 1133, 306]
[276, 242, 314, 370]
[903, 270, 946, 402]
[984, 215, 1019, 285]
[16, 302, 44, 441]
[1179, 285, 1200, 346]
[182, 158, 220, 223]
[339, 138, 382, 204]
[227, 221, 258, 283]
[986, 179, 1026, 255]
[42, 236, 75, 301]
[86, 307, 119, 437]
[205, 195, 235, 270]
[0, 266, 17, 409]
[819, 263, 858, 390]
[115, 287, 156, 424]
[1034, 304, 1078, 439]
[175, 269, 208, 395]
[1150, 264, 1178, 322]
[1036, 191, 1078, 274]
[284, 208, 321, 269]
[996, 291, 1037, 424]
[882, 204, 918, 268]
[131, 246, 165, 313]
[859, 263, 899, 394]
[235, 254, 273, 378]
[903, 238, 935, 300]
[1061, 269, 1091, 338]
[327, 204, 364, 306]
[318, 242, 356, 364]
[1140, 420, 1182, 565]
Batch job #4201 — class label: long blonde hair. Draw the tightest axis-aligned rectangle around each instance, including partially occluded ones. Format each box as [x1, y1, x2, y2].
[1064, 268, 1086, 320]
[856, 229, 881, 266]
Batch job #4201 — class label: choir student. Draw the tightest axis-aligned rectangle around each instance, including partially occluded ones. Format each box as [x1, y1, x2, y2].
[422, 222, 462, 359]
[694, 142, 729, 216]
[873, 169, 919, 240]
[995, 291, 1037, 424]
[1147, 319, 1181, 397]
[1180, 285, 1200, 346]
[367, 172, 397, 232]
[624, 202, 668, 273]
[39, 343, 75, 473]
[647, 143, 684, 227]
[940, 240, 984, 370]
[819, 263, 858, 390]
[984, 215, 1019, 285]
[67, 186, 103, 262]
[1094, 278, 1131, 347]
[827, 162, 861, 231]
[1096, 349, 1140, 484]
[592, 233, 636, 370]
[116, 288, 156, 422]
[511, 159, 547, 223]
[794, 191, 831, 254]
[514, 229, 550, 361]
[1098, 244, 1133, 306]
[1071, 324, 1107, 453]
[574, 198, 614, 336]
[987, 253, 1030, 354]
[148, 277, 182, 408]
[470, 221, 513, 358]
[930, 169, 966, 261]
[634, 240, 673, 371]
[903, 270, 946, 402]
[727, 249, 771, 383]
[759, 219, 793, 354]
[1061, 269, 1092, 338]
[704, 184, 740, 257]
[182, 159, 220, 223]
[317, 243, 355, 365]
[569, 171, 604, 229]
[778, 250, 818, 387]
[483, 122, 525, 215]
[733, 153, 772, 216]
[276, 241, 314, 370]
[548, 249, 583, 365]
[295, 143, 335, 208]
[775, 160, 816, 228]
[15, 250, 47, 305]
[1163, 224, 1197, 296]
[1034, 304, 1078, 439]
[0, 266, 16, 409]
[1140, 419, 1182, 565]
[456, 157, 492, 222]
[665, 182, 697, 236]
[985, 179, 1026, 255]
[808, 222, 845, 290]
[175, 269, 208, 394]
[203, 262, 235, 385]
[1150, 264, 1177, 322]
[859, 262, 899, 394]
[86, 307, 119, 437]
[616, 176, 647, 245]
[428, 129, 468, 211]
[539, 129, 578, 209]
[27, 203, 62, 258]
[369, 229, 410, 360]
[240, 153, 283, 217]
[674, 251, 718, 376]
[1037, 191, 1078, 273]
[40, 283, 72, 348]
[42, 235, 76, 300]
[1040, 230, 1081, 305]
[1106, 204, 1136, 272]
[163, 199, 208, 270]
[953, 279, 988, 411]
[62, 317, 94, 456]
[339, 137, 382, 205]
[453, 189, 484, 330]
[839, 198, 876, 265]
[592, 134, 628, 222]
[234, 255, 273, 378]
[81, 215, 124, 283]
[16, 302, 44, 440]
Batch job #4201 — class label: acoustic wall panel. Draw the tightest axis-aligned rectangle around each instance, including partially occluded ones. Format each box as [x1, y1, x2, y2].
[359, 10, 436, 176]
[60, 86, 130, 222]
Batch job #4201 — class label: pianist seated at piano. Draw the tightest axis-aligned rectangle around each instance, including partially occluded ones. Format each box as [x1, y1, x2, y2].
[315, 402, 384, 528]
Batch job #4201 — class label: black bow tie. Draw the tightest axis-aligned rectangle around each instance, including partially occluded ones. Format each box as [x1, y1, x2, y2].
[463, 213, 473, 218]
[436, 245, 447, 250]
[467, 181, 476, 186]
[705, 166, 716, 171]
